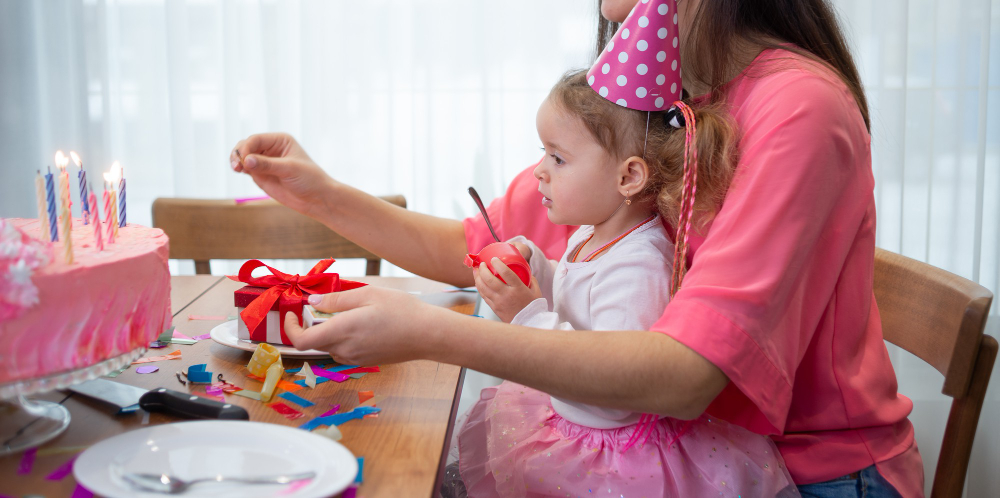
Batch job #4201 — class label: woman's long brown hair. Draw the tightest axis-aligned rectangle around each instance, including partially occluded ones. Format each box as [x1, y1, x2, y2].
[595, 0, 870, 130]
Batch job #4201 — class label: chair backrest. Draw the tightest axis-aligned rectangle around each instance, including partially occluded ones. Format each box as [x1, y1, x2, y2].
[873, 247, 996, 497]
[152, 196, 406, 275]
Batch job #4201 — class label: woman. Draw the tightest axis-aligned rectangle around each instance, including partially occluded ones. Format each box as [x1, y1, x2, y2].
[231, 1, 922, 495]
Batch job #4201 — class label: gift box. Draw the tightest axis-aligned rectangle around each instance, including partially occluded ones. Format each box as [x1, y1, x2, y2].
[229, 259, 366, 345]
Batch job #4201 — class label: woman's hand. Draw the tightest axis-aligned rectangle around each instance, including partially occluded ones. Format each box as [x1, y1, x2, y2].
[283, 286, 445, 366]
[231, 133, 334, 218]
[474, 258, 542, 323]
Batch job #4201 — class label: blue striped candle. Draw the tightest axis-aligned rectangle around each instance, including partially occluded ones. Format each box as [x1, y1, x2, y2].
[78, 167, 90, 225]
[118, 171, 126, 228]
[45, 167, 58, 242]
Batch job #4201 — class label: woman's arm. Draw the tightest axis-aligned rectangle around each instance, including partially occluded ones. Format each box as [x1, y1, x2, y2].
[233, 133, 473, 286]
[287, 288, 728, 420]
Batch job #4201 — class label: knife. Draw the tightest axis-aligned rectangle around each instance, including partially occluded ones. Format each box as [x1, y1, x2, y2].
[68, 379, 249, 420]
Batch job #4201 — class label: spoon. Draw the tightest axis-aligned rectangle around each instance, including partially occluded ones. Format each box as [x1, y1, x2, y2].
[468, 186, 500, 243]
[122, 470, 316, 494]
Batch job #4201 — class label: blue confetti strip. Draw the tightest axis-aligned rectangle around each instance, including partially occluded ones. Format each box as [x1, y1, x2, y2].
[299, 406, 380, 431]
[278, 391, 315, 408]
[355, 457, 364, 483]
[284, 360, 349, 374]
[187, 364, 213, 384]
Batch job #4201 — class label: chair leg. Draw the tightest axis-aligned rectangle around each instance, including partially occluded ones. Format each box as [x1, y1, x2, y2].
[194, 260, 211, 275]
[931, 335, 998, 498]
[366, 259, 381, 276]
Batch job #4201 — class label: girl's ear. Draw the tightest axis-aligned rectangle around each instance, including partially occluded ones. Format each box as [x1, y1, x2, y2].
[618, 156, 650, 196]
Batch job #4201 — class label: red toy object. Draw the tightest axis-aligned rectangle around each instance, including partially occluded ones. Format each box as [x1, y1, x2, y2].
[465, 242, 531, 287]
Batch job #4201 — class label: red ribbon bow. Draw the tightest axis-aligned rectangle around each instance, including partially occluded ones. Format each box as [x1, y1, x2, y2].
[227, 259, 366, 344]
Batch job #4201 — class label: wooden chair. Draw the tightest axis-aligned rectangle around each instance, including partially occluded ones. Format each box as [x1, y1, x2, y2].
[152, 196, 406, 275]
[873, 248, 996, 497]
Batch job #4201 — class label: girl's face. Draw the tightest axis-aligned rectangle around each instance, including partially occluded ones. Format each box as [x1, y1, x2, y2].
[533, 98, 624, 227]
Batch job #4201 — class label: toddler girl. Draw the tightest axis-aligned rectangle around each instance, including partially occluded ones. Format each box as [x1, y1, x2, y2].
[456, 69, 797, 497]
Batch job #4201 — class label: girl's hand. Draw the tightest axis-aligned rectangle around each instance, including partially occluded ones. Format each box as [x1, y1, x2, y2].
[474, 258, 542, 323]
[511, 241, 532, 261]
[283, 286, 447, 365]
[231, 133, 334, 218]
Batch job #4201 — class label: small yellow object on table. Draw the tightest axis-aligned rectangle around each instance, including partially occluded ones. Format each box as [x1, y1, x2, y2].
[247, 343, 283, 402]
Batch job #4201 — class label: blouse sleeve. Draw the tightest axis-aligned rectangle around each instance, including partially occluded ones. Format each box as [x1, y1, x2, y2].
[650, 70, 874, 435]
[463, 159, 578, 260]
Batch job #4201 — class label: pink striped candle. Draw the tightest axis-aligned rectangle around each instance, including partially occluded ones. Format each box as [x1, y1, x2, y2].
[89, 187, 103, 251]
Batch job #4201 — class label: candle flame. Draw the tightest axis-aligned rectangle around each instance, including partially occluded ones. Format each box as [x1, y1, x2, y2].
[108, 161, 122, 183]
[70, 151, 82, 167]
[55, 150, 69, 170]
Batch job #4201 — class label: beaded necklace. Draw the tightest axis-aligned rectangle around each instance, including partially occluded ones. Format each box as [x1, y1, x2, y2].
[569, 214, 657, 263]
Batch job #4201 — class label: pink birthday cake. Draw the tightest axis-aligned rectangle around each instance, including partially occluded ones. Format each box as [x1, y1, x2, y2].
[0, 218, 171, 387]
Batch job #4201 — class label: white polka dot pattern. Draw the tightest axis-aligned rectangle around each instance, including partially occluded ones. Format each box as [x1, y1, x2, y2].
[587, 1, 682, 111]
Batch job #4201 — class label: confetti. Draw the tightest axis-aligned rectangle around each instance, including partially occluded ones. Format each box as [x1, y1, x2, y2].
[298, 362, 317, 389]
[132, 349, 182, 364]
[319, 404, 341, 417]
[247, 373, 303, 392]
[342, 487, 357, 498]
[278, 392, 315, 408]
[339, 366, 380, 375]
[299, 406, 380, 431]
[359, 391, 375, 404]
[355, 457, 365, 483]
[234, 389, 261, 401]
[172, 330, 194, 340]
[359, 395, 385, 408]
[104, 364, 130, 377]
[17, 447, 36, 475]
[148, 340, 169, 348]
[135, 366, 159, 374]
[193, 333, 212, 340]
[45, 453, 80, 481]
[187, 364, 214, 383]
[313, 369, 350, 382]
[269, 402, 305, 420]
[187, 315, 227, 321]
[71, 484, 95, 498]
[285, 359, 339, 373]
[156, 327, 175, 343]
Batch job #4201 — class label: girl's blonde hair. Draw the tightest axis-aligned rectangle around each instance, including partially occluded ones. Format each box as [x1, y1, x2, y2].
[548, 69, 738, 228]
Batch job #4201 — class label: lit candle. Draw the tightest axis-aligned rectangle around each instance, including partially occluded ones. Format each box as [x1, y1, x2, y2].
[45, 167, 58, 242]
[88, 183, 103, 251]
[71, 151, 89, 226]
[102, 178, 115, 243]
[35, 170, 51, 243]
[55, 151, 74, 264]
[105, 163, 120, 240]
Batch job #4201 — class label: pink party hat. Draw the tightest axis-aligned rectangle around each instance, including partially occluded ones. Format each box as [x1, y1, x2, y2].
[587, 0, 681, 111]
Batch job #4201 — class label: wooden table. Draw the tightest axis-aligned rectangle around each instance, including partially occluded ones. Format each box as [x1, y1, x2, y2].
[0, 275, 477, 497]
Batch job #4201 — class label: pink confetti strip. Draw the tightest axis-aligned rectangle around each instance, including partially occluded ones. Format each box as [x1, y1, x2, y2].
[278, 478, 313, 495]
[172, 330, 194, 340]
[17, 447, 36, 475]
[193, 333, 212, 340]
[319, 403, 341, 417]
[136, 366, 159, 374]
[45, 453, 80, 481]
[338, 366, 380, 375]
[269, 402, 304, 420]
[234, 195, 270, 204]
[342, 486, 358, 498]
[187, 315, 228, 321]
[132, 349, 182, 364]
[313, 369, 350, 382]
[71, 484, 94, 498]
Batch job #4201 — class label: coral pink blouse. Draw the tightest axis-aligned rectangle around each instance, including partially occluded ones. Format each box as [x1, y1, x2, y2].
[463, 49, 923, 496]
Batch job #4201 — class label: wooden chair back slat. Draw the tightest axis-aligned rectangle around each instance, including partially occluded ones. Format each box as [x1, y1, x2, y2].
[152, 196, 406, 275]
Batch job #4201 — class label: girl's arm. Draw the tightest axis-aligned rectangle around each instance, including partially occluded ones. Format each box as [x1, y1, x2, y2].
[233, 132, 473, 287]
[287, 287, 729, 420]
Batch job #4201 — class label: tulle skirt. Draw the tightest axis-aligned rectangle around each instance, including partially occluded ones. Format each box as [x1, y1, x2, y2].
[458, 381, 797, 497]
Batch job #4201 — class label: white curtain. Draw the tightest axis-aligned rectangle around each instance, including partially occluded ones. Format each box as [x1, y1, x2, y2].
[1, 0, 998, 495]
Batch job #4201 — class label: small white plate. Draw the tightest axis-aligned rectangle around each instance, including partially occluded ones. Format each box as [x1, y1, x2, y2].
[209, 320, 331, 358]
[73, 420, 358, 498]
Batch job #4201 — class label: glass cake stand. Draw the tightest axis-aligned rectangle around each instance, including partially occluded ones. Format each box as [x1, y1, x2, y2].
[0, 346, 147, 455]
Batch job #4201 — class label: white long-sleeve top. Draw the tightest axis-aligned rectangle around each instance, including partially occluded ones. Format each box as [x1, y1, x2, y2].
[507, 215, 674, 429]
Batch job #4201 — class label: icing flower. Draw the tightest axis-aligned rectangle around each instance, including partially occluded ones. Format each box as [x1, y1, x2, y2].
[0, 219, 52, 321]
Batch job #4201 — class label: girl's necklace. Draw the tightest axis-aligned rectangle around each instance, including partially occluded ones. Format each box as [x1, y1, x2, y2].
[570, 214, 657, 263]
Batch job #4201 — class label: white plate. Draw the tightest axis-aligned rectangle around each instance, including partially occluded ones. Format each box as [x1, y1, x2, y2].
[73, 420, 357, 498]
[210, 320, 331, 358]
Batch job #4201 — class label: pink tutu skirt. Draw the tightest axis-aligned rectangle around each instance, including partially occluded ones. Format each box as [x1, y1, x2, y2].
[458, 382, 797, 497]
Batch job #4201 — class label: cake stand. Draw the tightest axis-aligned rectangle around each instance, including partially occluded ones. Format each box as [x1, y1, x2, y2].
[0, 346, 147, 455]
